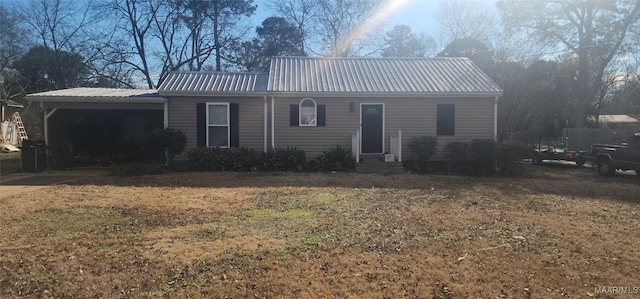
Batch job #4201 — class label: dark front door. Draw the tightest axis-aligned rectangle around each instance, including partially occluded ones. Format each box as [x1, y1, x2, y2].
[361, 104, 383, 153]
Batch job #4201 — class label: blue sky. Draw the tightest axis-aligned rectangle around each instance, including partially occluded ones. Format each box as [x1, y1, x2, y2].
[253, 0, 441, 37]
[374, 0, 441, 35]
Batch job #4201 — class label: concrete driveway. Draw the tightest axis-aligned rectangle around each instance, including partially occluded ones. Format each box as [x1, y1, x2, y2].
[0, 168, 110, 199]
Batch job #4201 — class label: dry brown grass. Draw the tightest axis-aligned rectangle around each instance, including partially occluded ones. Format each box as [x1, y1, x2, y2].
[1, 164, 639, 298]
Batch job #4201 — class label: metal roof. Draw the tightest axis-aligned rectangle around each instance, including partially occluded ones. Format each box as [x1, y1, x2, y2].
[27, 58, 502, 102]
[267, 57, 502, 96]
[594, 115, 639, 124]
[26, 87, 164, 103]
[1, 98, 23, 108]
[159, 72, 268, 95]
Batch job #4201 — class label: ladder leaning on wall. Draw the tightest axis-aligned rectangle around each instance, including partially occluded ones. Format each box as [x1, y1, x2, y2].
[12, 112, 28, 143]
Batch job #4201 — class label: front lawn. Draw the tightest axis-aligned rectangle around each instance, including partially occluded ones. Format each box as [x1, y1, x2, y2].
[1, 165, 638, 297]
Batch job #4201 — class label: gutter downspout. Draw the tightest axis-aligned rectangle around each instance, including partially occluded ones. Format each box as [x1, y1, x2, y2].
[271, 97, 275, 148]
[263, 95, 267, 152]
[163, 99, 169, 128]
[494, 96, 499, 140]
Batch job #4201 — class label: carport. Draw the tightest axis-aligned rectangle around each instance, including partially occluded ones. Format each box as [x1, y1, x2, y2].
[26, 88, 167, 163]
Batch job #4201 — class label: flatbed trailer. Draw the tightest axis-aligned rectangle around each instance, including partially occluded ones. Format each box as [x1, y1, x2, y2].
[532, 148, 586, 166]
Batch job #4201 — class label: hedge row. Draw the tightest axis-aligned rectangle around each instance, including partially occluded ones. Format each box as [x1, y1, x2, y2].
[187, 145, 356, 172]
[406, 137, 531, 177]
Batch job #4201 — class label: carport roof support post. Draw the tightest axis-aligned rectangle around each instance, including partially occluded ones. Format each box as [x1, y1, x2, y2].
[43, 106, 57, 145]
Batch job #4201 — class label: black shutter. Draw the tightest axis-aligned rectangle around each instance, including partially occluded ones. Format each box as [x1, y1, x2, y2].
[437, 104, 455, 136]
[230, 103, 239, 148]
[290, 104, 299, 126]
[196, 103, 206, 147]
[317, 104, 326, 126]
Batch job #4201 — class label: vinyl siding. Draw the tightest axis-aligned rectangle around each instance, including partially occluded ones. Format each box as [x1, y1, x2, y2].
[273, 97, 358, 158]
[168, 96, 266, 158]
[273, 96, 495, 160]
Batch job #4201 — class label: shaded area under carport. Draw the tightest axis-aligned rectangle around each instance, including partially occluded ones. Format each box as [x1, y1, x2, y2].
[47, 109, 164, 165]
[25, 87, 168, 167]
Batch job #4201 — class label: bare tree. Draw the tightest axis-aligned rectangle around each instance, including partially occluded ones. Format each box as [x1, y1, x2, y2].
[268, 0, 318, 54]
[18, 0, 98, 88]
[153, 0, 217, 83]
[315, 0, 381, 56]
[207, 0, 256, 71]
[105, 0, 161, 88]
[98, 0, 256, 87]
[436, 0, 498, 46]
[0, 5, 29, 76]
[268, 0, 385, 57]
[499, 0, 640, 128]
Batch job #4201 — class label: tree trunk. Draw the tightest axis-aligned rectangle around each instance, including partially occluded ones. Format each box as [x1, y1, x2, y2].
[574, 58, 590, 128]
[212, 4, 221, 72]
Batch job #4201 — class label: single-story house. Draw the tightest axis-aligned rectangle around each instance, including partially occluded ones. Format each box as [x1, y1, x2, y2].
[27, 56, 502, 163]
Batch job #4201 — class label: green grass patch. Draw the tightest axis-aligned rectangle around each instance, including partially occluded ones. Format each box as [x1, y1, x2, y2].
[300, 235, 321, 248]
[217, 208, 322, 253]
[238, 208, 317, 228]
[299, 191, 346, 207]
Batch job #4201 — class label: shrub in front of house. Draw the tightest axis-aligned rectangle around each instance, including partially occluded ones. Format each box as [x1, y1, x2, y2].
[188, 147, 224, 171]
[143, 127, 187, 165]
[232, 147, 264, 171]
[470, 139, 499, 176]
[408, 136, 437, 173]
[497, 142, 531, 177]
[445, 141, 472, 174]
[187, 147, 263, 171]
[187, 146, 322, 172]
[309, 145, 356, 172]
[263, 147, 307, 171]
[439, 140, 529, 177]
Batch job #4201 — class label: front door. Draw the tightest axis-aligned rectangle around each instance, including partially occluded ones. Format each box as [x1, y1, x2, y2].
[361, 104, 383, 153]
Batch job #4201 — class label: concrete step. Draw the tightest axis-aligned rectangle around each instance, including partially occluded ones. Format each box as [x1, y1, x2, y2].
[358, 154, 385, 163]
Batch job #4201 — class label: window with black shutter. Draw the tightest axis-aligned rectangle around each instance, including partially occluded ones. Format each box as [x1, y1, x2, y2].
[197, 102, 239, 147]
[290, 98, 325, 127]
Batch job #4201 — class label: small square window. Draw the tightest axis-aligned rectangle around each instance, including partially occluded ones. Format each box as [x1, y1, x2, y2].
[208, 105, 227, 125]
[208, 126, 228, 147]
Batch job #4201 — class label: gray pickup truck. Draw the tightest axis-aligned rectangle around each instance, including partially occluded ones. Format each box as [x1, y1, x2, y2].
[594, 133, 640, 176]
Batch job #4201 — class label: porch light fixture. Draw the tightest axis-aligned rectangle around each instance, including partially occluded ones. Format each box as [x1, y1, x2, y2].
[349, 102, 355, 112]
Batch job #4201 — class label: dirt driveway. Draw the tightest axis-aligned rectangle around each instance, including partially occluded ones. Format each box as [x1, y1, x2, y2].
[0, 168, 111, 199]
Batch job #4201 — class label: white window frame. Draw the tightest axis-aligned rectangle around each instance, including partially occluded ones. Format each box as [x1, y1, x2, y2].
[206, 102, 230, 148]
[299, 98, 317, 127]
